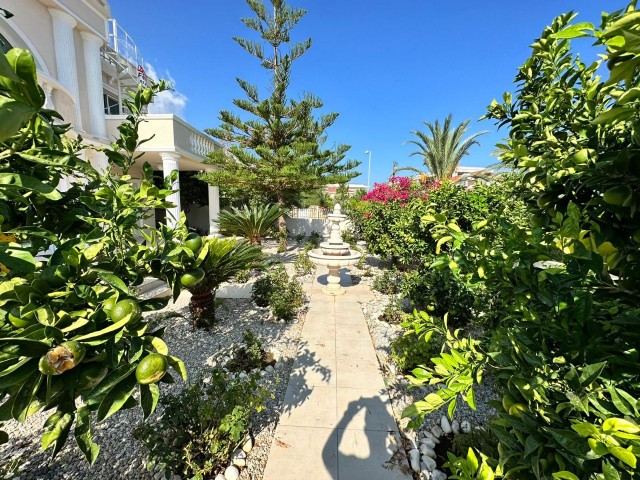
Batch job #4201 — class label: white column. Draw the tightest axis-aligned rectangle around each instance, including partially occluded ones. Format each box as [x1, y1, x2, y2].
[48, 8, 82, 129]
[40, 82, 54, 109]
[89, 151, 109, 175]
[80, 31, 107, 139]
[160, 152, 181, 228]
[208, 184, 220, 236]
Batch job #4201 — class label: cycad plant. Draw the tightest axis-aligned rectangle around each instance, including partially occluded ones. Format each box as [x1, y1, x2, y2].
[217, 204, 287, 244]
[400, 114, 487, 181]
[186, 237, 264, 328]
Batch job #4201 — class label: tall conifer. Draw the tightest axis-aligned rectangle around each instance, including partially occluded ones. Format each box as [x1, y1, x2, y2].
[200, 0, 359, 245]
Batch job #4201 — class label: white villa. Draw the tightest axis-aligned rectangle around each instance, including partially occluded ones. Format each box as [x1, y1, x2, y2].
[3, 0, 221, 234]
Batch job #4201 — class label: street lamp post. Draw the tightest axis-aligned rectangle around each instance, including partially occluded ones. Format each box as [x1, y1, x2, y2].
[365, 150, 372, 191]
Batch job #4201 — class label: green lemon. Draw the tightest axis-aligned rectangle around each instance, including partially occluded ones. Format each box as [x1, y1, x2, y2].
[184, 233, 203, 253]
[135, 354, 169, 385]
[109, 299, 142, 325]
[102, 296, 118, 315]
[38, 341, 86, 375]
[536, 193, 555, 209]
[180, 268, 205, 288]
[7, 306, 34, 328]
[603, 185, 632, 206]
[530, 214, 546, 228]
[501, 394, 516, 412]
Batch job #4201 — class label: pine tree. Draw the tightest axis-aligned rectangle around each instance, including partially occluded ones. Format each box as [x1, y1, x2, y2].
[200, 0, 359, 248]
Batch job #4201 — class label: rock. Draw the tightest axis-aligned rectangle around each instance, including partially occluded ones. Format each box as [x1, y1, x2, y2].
[432, 470, 447, 480]
[215, 475, 225, 480]
[422, 455, 437, 471]
[265, 348, 281, 364]
[423, 431, 440, 444]
[421, 467, 432, 479]
[452, 420, 460, 434]
[461, 420, 471, 433]
[420, 444, 437, 459]
[238, 371, 247, 379]
[242, 437, 253, 453]
[431, 425, 443, 439]
[265, 365, 275, 373]
[441, 415, 452, 434]
[409, 448, 421, 472]
[154, 472, 165, 480]
[407, 434, 418, 450]
[385, 435, 398, 455]
[232, 448, 247, 467]
[224, 465, 240, 480]
[420, 437, 436, 449]
[259, 370, 267, 377]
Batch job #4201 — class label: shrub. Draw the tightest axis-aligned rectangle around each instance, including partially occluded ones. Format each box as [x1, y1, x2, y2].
[305, 231, 322, 249]
[372, 269, 404, 294]
[378, 298, 407, 324]
[216, 203, 286, 244]
[251, 265, 304, 321]
[391, 326, 441, 373]
[294, 250, 314, 276]
[341, 227, 358, 247]
[134, 369, 268, 479]
[232, 269, 251, 283]
[226, 330, 267, 373]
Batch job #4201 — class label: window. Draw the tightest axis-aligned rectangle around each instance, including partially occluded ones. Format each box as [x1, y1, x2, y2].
[103, 92, 119, 115]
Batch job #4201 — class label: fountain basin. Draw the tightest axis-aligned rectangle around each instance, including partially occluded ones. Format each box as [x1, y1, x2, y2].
[308, 248, 361, 295]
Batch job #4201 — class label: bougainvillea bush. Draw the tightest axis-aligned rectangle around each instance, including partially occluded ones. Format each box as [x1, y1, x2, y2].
[403, 6, 640, 479]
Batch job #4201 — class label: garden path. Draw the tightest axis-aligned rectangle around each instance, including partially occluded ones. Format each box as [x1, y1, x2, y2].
[263, 266, 412, 480]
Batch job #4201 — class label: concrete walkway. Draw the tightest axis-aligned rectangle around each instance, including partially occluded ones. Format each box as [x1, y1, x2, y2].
[263, 267, 411, 480]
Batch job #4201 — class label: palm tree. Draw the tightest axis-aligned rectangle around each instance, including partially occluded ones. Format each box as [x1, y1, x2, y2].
[216, 204, 287, 245]
[399, 114, 487, 182]
[186, 237, 264, 328]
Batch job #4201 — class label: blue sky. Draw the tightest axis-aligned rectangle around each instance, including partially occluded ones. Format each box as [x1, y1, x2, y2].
[109, 1, 617, 187]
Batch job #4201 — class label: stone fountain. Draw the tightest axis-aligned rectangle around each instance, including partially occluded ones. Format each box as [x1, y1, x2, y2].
[308, 204, 362, 295]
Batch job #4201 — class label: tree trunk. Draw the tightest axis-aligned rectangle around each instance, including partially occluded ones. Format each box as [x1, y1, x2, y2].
[277, 196, 287, 252]
[189, 290, 216, 329]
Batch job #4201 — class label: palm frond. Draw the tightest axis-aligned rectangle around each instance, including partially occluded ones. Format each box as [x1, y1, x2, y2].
[216, 203, 287, 244]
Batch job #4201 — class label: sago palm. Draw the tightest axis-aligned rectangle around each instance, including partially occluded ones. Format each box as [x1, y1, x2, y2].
[186, 237, 264, 328]
[401, 114, 487, 181]
[216, 204, 287, 244]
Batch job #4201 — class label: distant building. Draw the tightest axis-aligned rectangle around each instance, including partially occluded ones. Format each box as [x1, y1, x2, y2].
[449, 166, 488, 187]
[324, 183, 369, 198]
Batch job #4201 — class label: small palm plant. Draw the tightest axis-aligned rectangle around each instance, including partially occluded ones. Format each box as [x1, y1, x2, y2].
[186, 237, 264, 328]
[217, 204, 287, 244]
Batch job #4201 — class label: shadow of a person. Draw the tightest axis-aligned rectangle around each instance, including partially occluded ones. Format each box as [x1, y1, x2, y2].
[321, 395, 411, 480]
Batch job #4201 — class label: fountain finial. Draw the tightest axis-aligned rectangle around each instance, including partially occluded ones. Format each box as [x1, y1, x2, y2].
[334, 203, 342, 215]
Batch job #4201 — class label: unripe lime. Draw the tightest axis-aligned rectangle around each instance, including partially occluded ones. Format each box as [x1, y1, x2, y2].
[135, 354, 169, 385]
[109, 299, 142, 325]
[509, 403, 528, 418]
[184, 233, 203, 253]
[102, 297, 118, 315]
[502, 394, 516, 412]
[180, 268, 205, 288]
[603, 185, 632, 206]
[530, 214, 546, 228]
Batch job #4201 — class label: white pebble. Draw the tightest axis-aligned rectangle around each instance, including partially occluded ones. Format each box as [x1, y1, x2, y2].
[452, 420, 460, 434]
[421, 437, 436, 449]
[238, 372, 247, 379]
[409, 448, 421, 472]
[422, 455, 437, 471]
[431, 425, 443, 438]
[385, 435, 398, 455]
[432, 470, 447, 480]
[461, 420, 471, 433]
[423, 431, 440, 444]
[242, 436, 253, 452]
[224, 465, 240, 480]
[441, 415, 452, 434]
[420, 444, 437, 459]
[232, 448, 246, 467]
[265, 365, 275, 373]
[215, 475, 225, 480]
[259, 370, 267, 377]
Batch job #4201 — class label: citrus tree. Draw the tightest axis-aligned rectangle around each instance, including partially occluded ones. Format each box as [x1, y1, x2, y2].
[402, 6, 640, 479]
[0, 49, 195, 463]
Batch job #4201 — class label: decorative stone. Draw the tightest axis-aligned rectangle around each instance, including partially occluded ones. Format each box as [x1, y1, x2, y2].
[421, 468, 432, 479]
[461, 420, 471, 433]
[423, 431, 440, 444]
[224, 465, 240, 480]
[422, 455, 437, 471]
[242, 436, 253, 452]
[432, 470, 447, 480]
[215, 475, 225, 480]
[232, 449, 246, 467]
[452, 420, 460, 434]
[238, 372, 247, 379]
[431, 425, 443, 439]
[265, 348, 281, 363]
[409, 448, 421, 472]
[259, 370, 267, 377]
[265, 365, 275, 373]
[420, 437, 436, 449]
[420, 444, 437, 459]
[441, 415, 452, 434]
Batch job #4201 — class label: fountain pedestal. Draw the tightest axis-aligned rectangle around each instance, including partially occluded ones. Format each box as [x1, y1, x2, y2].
[307, 204, 361, 296]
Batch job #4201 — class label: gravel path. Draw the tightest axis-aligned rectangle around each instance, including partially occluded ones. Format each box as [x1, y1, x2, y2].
[1, 240, 312, 480]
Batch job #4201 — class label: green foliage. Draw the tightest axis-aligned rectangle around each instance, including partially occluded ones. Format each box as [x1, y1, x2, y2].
[305, 231, 322, 249]
[251, 265, 304, 321]
[400, 114, 487, 181]
[445, 448, 497, 480]
[341, 227, 358, 248]
[200, 0, 359, 214]
[225, 330, 265, 373]
[372, 269, 403, 294]
[232, 269, 251, 284]
[0, 49, 190, 462]
[217, 203, 286, 245]
[134, 368, 268, 479]
[403, 7, 640, 479]
[390, 323, 440, 373]
[293, 250, 314, 276]
[378, 298, 406, 324]
[184, 237, 264, 328]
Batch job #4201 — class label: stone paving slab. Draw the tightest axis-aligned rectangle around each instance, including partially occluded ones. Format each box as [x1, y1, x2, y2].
[263, 266, 411, 480]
